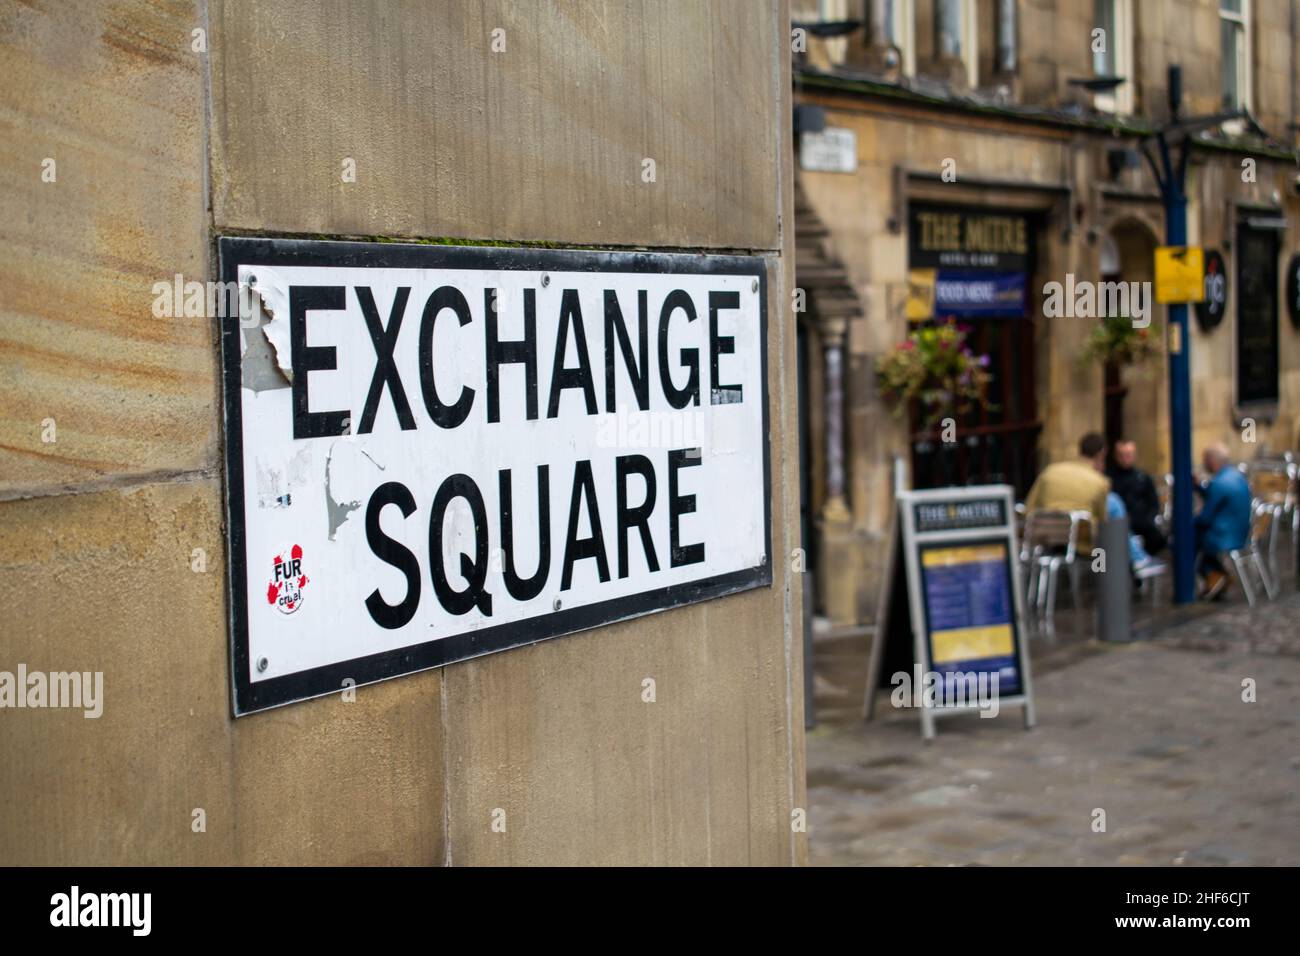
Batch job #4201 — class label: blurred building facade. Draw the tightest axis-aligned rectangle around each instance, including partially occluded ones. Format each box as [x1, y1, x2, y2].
[794, 0, 1300, 624]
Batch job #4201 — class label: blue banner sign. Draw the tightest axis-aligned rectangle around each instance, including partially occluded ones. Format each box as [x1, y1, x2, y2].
[934, 270, 1026, 318]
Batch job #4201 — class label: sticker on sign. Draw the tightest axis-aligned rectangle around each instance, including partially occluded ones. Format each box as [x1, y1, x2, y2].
[218, 238, 771, 714]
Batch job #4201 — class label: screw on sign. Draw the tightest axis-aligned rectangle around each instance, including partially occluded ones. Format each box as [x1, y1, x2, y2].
[267, 544, 309, 614]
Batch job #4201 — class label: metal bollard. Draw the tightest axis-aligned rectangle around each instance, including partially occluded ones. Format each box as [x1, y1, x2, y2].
[1096, 516, 1134, 642]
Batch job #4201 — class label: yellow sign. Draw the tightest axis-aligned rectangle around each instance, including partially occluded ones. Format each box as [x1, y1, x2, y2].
[930, 624, 1016, 665]
[1155, 246, 1205, 304]
[906, 268, 936, 321]
[921, 544, 1007, 567]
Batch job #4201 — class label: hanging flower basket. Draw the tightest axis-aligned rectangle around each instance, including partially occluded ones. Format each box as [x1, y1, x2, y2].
[875, 320, 993, 431]
[1080, 315, 1159, 367]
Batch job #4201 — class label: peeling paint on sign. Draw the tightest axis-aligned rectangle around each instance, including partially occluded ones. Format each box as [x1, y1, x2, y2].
[323, 442, 363, 541]
[240, 269, 294, 392]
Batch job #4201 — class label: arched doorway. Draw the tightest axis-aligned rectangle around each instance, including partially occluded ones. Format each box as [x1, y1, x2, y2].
[1103, 217, 1166, 472]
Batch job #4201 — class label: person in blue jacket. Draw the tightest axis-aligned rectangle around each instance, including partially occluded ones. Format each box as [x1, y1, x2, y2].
[1194, 442, 1253, 600]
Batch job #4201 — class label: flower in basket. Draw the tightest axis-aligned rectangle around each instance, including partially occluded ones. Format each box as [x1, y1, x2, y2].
[1080, 314, 1160, 367]
[876, 320, 993, 430]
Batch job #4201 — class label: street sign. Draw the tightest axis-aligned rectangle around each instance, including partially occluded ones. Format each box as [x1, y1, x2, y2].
[864, 485, 1035, 739]
[799, 127, 857, 173]
[1154, 246, 1205, 304]
[218, 238, 771, 714]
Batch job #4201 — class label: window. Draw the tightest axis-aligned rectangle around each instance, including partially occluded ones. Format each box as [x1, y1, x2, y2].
[883, 0, 917, 77]
[960, 0, 978, 89]
[935, 0, 978, 88]
[817, 0, 849, 65]
[1092, 0, 1134, 115]
[1220, 0, 1252, 113]
[1235, 223, 1279, 409]
[1093, 1, 1115, 75]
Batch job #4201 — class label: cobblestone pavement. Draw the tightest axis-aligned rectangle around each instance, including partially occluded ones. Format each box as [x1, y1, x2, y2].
[807, 580, 1300, 866]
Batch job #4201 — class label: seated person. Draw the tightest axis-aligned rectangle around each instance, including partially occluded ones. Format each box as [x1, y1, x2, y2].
[1107, 439, 1167, 556]
[1194, 442, 1253, 600]
[1025, 432, 1111, 548]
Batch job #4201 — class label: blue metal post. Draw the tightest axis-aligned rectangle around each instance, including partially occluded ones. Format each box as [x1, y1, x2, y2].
[1165, 171, 1196, 603]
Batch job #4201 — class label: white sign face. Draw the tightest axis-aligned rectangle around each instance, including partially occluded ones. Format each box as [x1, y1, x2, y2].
[219, 239, 770, 714]
[799, 127, 858, 174]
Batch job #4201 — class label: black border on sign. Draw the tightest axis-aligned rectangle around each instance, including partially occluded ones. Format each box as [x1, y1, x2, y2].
[914, 536, 1026, 697]
[218, 237, 772, 715]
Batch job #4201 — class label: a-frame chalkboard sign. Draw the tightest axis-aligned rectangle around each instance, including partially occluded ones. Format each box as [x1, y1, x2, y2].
[864, 485, 1036, 739]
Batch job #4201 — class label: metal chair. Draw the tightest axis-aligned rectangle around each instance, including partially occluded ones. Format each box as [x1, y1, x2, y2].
[1282, 453, 1300, 539]
[1134, 556, 1168, 606]
[1023, 509, 1091, 640]
[1286, 452, 1298, 537]
[1225, 499, 1279, 605]
[1014, 500, 1028, 576]
[1156, 473, 1173, 535]
[1248, 457, 1290, 502]
[1246, 455, 1297, 547]
[1261, 498, 1286, 586]
[1245, 456, 1297, 579]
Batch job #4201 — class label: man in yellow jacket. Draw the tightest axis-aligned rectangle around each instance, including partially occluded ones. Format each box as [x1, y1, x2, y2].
[1024, 432, 1111, 536]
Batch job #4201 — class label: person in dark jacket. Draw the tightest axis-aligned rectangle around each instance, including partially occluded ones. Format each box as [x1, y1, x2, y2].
[1107, 439, 1166, 556]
